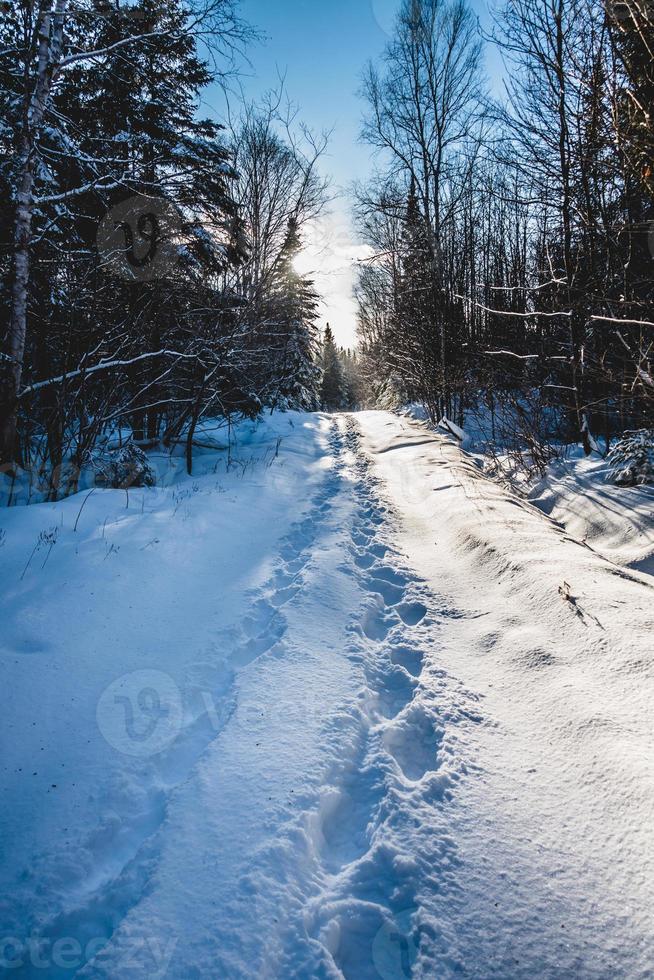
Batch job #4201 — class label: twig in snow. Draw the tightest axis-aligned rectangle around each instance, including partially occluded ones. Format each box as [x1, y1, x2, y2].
[41, 528, 59, 570]
[20, 541, 41, 581]
[73, 489, 96, 532]
[558, 581, 604, 629]
[20, 527, 58, 580]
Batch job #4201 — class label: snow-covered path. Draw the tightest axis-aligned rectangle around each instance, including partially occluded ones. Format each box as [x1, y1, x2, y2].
[1, 411, 653, 978]
[67, 416, 480, 980]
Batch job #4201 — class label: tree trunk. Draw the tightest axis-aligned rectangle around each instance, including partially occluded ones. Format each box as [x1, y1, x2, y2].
[0, 0, 68, 466]
[1, 136, 33, 466]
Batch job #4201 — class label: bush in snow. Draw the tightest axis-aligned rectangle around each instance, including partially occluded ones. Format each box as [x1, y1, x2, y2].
[606, 430, 654, 486]
[93, 444, 156, 489]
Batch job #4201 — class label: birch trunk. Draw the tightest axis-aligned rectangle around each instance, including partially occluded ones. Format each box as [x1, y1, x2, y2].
[0, 0, 67, 466]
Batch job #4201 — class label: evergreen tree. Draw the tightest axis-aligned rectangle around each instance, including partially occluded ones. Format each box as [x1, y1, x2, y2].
[320, 324, 344, 410]
[610, 0, 654, 201]
[338, 348, 360, 409]
[610, 1, 654, 316]
[264, 217, 321, 410]
[395, 179, 443, 408]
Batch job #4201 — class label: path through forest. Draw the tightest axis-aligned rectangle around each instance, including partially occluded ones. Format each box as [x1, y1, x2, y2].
[1, 412, 653, 979]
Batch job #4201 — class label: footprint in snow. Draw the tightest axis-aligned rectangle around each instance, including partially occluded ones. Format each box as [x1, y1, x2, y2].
[389, 646, 424, 677]
[384, 706, 442, 782]
[364, 577, 405, 606]
[361, 603, 392, 642]
[396, 601, 427, 627]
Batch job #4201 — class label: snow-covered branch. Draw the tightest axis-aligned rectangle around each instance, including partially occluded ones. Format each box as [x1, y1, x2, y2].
[452, 294, 573, 318]
[19, 351, 203, 399]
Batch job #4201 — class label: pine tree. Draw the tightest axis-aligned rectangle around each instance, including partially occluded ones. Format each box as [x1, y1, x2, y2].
[609, 0, 654, 201]
[338, 348, 360, 409]
[610, 1, 654, 317]
[0, 0, 252, 480]
[265, 218, 321, 410]
[393, 179, 443, 412]
[320, 324, 344, 410]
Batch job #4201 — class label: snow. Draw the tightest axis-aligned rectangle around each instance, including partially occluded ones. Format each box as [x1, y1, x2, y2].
[0, 414, 281, 507]
[529, 448, 654, 574]
[437, 416, 467, 444]
[358, 411, 654, 977]
[1, 410, 653, 978]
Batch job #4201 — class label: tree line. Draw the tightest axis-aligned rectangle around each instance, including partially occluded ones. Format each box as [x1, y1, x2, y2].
[0, 0, 329, 496]
[319, 323, 361, 411]
[354, 0, 653, 463]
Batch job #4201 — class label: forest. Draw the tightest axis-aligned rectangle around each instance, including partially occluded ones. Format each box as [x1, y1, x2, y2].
[1, 0, 653, 499]
[0, 0, 336, 499]
[2, 3, 654, 976]
[354, 0, 654, 466]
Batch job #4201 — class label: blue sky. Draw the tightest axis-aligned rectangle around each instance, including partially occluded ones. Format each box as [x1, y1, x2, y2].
[237, 0, 393, 189]
[211, 0, 502, 346]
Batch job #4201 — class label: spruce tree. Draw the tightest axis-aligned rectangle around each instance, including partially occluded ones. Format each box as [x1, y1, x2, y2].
[610, 1, 654, 310]
[394, 180, 443, 411]
[338, 348, 360, 409]
[610, 0, 654, 201]
[320, 324, 344, 410]
[265, 218, 321, 409]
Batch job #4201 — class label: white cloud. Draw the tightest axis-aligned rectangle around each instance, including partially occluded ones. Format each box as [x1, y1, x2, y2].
[295, 208, 372, 348]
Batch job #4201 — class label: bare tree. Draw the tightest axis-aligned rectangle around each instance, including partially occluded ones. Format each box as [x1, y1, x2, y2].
[358, 0, 487, 416]
[229, 89, 330, 299]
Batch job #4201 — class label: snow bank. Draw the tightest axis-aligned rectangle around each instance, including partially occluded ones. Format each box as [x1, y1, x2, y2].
[359, 410, 654, 978]
[0, 411, 305, 507]
[413, 395, 654, 577]
[529, 449, 654, 574]
[0, 410, 329, 971]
